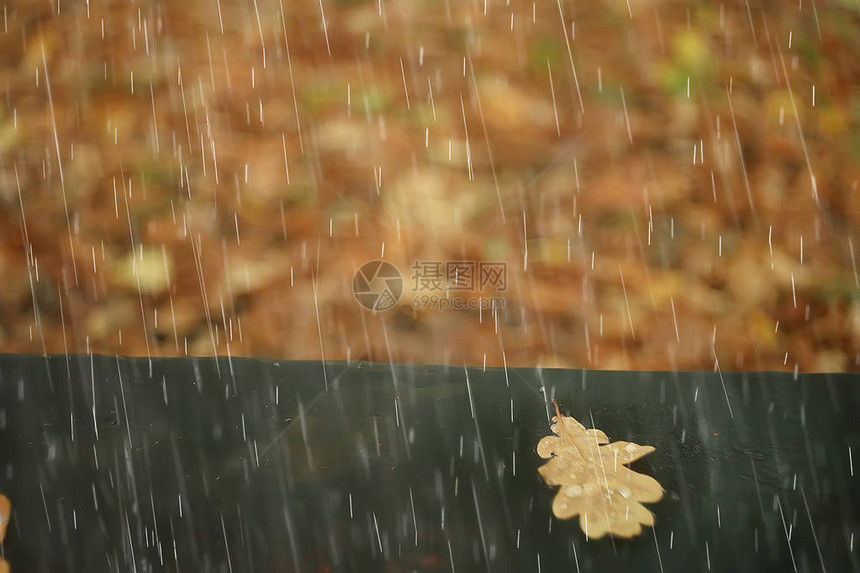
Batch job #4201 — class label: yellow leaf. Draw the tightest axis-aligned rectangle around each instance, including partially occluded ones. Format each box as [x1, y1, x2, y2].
[1, 493, 9, 573]
[672, 30, 710, 74]
[0, 494, 8, 542]
[537, 403, 663, 539]
[112, 247, 172, 295]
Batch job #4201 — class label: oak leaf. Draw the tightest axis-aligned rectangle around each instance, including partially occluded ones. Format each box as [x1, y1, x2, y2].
[537, 404, 663, 539]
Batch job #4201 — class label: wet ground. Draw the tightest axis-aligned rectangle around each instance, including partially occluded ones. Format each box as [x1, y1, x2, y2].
[1, 355, 859, 572]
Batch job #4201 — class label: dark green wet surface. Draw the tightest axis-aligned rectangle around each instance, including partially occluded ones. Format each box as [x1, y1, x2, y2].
[0, 355, 858, 572]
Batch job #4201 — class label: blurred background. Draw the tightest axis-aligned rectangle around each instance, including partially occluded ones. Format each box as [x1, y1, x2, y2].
[0, 0, 858, 371]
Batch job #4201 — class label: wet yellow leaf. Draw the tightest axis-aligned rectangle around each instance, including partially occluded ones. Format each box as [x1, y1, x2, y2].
[672, 30, 710, 73]
[0, 494, 8, 541]
[537, 403, 663, 539]
[112, 247, 172, 295]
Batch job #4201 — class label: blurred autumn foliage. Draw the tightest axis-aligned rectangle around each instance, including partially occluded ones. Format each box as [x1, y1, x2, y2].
[0, 0, 858, 371]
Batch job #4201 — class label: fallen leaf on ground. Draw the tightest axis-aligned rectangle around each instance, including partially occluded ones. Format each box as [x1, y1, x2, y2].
[1, 493, 9, 573]
[537, 403, 663, 539]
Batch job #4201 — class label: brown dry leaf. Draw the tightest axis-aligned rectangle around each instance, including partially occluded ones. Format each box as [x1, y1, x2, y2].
[1, 493, 9, 573]
[537, 403, 663, 539]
